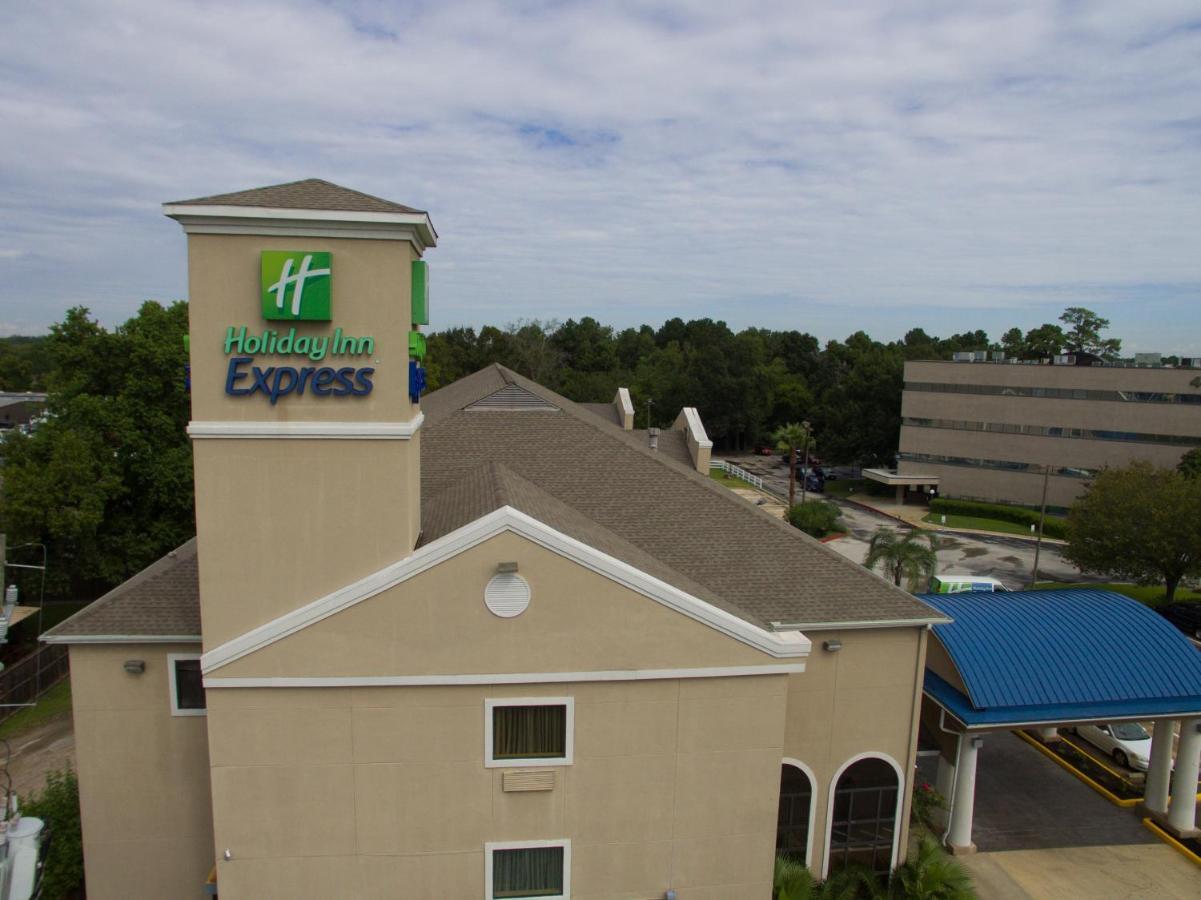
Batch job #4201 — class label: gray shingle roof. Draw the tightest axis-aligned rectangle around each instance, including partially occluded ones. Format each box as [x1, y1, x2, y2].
[167, 178, 425, 214]
[43, 539, 200, 640]
[422, 365, 941, 628]
[49, 365, 940, 641]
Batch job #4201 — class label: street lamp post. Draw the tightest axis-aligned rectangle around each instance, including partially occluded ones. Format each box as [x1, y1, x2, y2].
[1028, 464, 1051, 589]
[800, 420, 812, 505]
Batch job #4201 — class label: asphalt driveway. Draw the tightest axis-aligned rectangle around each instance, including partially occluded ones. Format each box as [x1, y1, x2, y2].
[917, 731, 1153, 852]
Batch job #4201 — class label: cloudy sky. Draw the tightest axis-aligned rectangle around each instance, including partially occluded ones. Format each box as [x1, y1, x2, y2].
[2, 1, 1199, 352]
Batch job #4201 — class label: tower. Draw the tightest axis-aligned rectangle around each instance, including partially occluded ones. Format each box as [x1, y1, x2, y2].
[164, 179, 435, 647]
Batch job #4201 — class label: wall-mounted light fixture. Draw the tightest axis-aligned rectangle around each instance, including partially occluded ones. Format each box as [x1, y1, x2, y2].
[822, 639, 842, 652]
[496, 561, 519, 574]
[123, 660, 146, 674]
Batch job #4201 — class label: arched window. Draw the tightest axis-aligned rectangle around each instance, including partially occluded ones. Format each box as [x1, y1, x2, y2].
[776, 762, 814, 865]
[827, 756, 899, 876]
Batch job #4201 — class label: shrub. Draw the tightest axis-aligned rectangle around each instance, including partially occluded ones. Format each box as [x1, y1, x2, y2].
[928, 498, 1067, 539]
[20, 768, 83, 900]
[775, 854, 818, 900]
[787, 501, 843, 538]
[889, 835, 977, 899]
[909, 781, 947, 834]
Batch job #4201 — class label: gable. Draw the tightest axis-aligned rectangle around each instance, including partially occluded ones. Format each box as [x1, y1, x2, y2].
[203, 508, 808, 682]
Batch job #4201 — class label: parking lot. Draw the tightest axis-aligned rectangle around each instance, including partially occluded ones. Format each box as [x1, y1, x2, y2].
[721, 454, 1090, 589]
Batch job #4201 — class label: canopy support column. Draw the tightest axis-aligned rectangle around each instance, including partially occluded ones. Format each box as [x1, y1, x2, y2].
[1167, 718, 1200, 836]
[1145, 719, 1176, 816]
[947, 735, 981, 854]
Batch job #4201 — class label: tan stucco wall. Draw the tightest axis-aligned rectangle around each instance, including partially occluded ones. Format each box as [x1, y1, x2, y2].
[192, 432, 420, 647]
[781, 627, 927, 876]
[206, 675, 786, 899]
[68, 644, 213, 900]
[185, 231, 423, 647]
[215, 530, 782, 678]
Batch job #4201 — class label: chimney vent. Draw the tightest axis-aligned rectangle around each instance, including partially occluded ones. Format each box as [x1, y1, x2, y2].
[648, 427, 660, 451]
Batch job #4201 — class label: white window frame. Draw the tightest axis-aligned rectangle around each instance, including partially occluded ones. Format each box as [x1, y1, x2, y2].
[484, 697, 574, 768]
[484, 839, 571, 900]
[167, 653, 206, 717]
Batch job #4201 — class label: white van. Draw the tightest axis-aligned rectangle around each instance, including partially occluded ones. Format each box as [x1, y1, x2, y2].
[929, 574, 1008, 594]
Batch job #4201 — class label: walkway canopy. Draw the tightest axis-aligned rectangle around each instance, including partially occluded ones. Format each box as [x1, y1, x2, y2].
[921, 589, 1201, 730]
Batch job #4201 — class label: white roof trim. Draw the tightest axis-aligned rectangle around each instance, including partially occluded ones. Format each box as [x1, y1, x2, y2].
[772, 616, 951, 631]
[187, 414, 423, 440]
[42, 634, 202, 645]
[162, 203, 437, 248]
[680, 407, 713, 449]
[616, 387, 634, 418]
[205, 663, 806, 689]
[202, 505, 811, 674]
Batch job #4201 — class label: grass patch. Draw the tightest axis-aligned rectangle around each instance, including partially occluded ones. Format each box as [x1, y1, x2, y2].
[0, 678, 72, 740]
[1034, 582, 1201, 607]
[709, 470, 745, 488]
[923, 512, 1065, 537]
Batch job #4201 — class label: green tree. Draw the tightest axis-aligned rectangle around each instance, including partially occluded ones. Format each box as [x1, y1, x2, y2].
[21, 768, 84, 900]
[0, 302, 193, 600]
[1022, 323, 1066, 359]
[1177, 448, 1201, 480]
[1065, 462, 1201, 603]
[864, 528, 939, 589]
[1000, 327, 1026, 359]
[774, 421, 815, 507]
[1059, 306, 1121, 359]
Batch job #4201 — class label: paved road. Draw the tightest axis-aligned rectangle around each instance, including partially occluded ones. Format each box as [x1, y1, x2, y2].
[724, 455, 1091, 590]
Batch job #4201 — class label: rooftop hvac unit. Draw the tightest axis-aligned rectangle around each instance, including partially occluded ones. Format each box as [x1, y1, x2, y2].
[991, 351, 1006, 361]
[1054, 354, 1077, 366]
[952, 352, 974, 362]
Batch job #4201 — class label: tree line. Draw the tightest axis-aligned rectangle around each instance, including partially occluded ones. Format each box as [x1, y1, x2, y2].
[0, 303, 1123, 602]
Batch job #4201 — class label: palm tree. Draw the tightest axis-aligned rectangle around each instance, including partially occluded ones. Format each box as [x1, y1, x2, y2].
[888, 836, 977, 899]
[774, 421, 815, 507]
[864, 528, 939, 590]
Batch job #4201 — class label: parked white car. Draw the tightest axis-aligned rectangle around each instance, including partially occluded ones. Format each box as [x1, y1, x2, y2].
[1073, 721, 1152, 771]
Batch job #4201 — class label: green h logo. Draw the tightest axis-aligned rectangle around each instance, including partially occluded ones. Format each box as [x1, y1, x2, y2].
[261, 251, 332, 321]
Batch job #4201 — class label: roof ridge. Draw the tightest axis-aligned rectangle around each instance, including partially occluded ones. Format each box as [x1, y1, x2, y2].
[167, 178, 425, 214]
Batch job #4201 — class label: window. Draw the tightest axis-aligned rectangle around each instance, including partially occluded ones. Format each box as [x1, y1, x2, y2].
[168, 653, 205, 716]
[777, 762, 814, 865]
[485, 698, 573, 767]
[827, 757, 899, 876]
[485, 840, 570, 900]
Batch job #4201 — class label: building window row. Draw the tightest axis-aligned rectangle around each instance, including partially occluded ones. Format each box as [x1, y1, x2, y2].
[903, 417, 1201, 448]
[906, 381, 1201, 405]
[900, 452, 1095, 479]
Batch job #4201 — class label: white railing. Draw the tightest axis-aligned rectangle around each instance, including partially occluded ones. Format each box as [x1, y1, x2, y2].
[711, 459, 764, 490]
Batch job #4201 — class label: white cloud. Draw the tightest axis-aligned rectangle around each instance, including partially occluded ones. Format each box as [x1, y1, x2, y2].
[1, 0, 1199, 351]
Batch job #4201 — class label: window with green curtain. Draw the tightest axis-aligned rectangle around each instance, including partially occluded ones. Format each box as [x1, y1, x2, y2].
[493, 704, 567, 759]
[493, 846, 564, 898]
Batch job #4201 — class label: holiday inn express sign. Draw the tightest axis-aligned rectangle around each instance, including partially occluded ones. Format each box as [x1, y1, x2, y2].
[223, 250, 377, 403]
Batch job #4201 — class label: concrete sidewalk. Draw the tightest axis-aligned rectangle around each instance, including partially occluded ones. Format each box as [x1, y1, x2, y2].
[958, 844, 1199, 899]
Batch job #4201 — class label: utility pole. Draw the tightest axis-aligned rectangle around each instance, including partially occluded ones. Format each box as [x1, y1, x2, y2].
[800, 420, 812, 505]
[1029, 464, 1051, 588]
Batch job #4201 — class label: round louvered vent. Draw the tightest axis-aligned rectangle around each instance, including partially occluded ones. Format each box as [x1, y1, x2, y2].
[484, 573, 531, 618]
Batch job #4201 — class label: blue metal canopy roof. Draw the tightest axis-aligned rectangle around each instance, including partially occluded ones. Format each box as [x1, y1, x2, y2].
[920, 589, 1201, 728]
